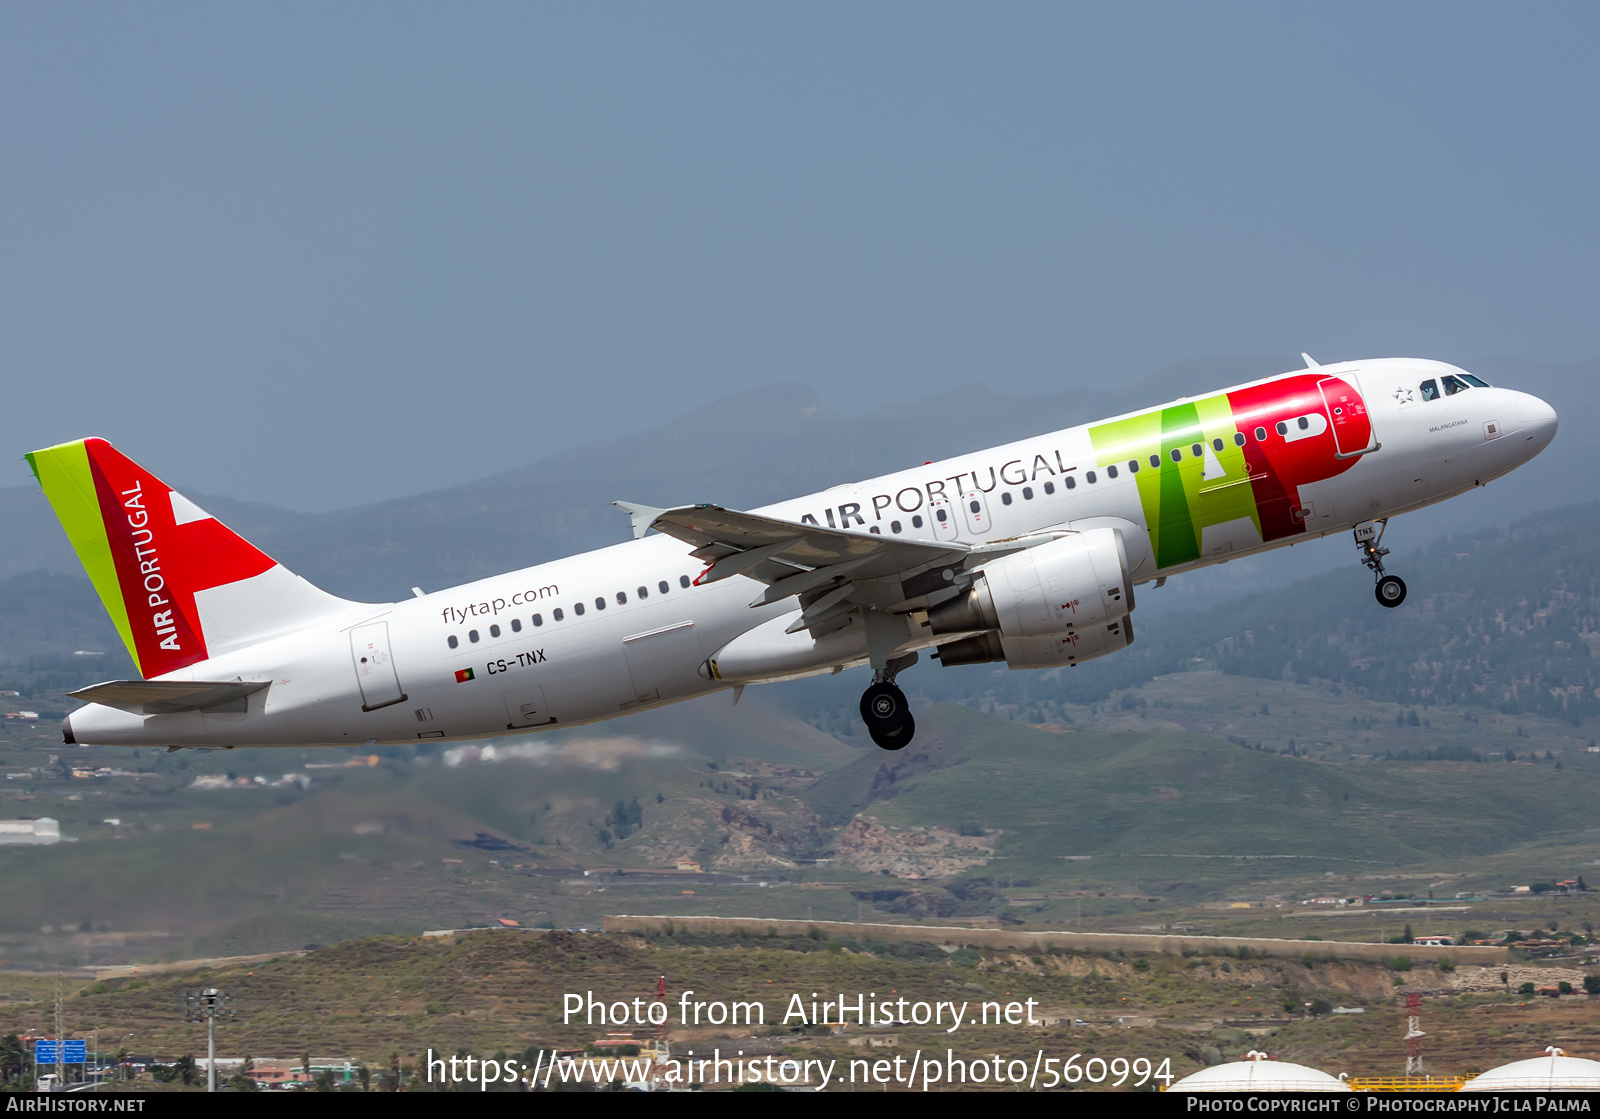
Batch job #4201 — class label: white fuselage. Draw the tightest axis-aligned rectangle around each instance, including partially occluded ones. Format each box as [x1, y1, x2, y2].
[67, 358, 1557, 748]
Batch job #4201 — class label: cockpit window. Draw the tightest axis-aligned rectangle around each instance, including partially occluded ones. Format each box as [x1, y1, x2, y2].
[1442, 374, 1469, 396]
[1419, 379, 1440, 402]
[1460, 373, 1490, 388]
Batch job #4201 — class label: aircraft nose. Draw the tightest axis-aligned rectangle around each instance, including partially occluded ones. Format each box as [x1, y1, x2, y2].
[1518, 393, 1558, 459]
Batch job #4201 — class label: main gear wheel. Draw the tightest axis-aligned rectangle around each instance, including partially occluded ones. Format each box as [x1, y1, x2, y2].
[860, 681, 915, 750]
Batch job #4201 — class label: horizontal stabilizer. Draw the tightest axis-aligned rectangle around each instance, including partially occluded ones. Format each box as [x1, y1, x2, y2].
[68, 679, 270, 716]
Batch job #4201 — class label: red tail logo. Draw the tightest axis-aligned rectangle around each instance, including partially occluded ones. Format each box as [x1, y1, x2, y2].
[85, 439, 275, 676]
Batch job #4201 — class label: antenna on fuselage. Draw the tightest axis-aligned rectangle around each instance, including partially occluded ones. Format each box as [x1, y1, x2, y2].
[1301, 352, 1320, 368]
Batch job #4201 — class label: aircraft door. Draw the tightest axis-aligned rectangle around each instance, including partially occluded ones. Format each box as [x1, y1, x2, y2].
[1318, 374, 1376, 458]
[624, 621, 707, 703]
[350, 622, 407, 711]
[928, 491, 960, 540]
[504, 684, 554, 729]
[959, 485, 993, 535]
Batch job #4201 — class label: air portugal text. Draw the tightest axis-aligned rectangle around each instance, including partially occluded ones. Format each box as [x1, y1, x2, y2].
[121, 478, 182, 652]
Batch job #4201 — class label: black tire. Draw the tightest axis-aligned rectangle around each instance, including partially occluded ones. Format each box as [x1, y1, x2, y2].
[1375, 575, 1407, 608]
[869, 710, 915, 751]
[860, 682, 908, 726]
[861, 682, 914, 750]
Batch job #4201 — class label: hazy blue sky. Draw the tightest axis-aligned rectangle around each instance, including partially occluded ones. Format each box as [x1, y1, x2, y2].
[4, 3, 1597, 511]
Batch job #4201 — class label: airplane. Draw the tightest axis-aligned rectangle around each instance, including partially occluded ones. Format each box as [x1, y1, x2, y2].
[28, 356, 1556, 753]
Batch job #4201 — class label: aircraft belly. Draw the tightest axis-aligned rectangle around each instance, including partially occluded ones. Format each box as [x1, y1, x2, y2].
[1198, 515, 1261, 556]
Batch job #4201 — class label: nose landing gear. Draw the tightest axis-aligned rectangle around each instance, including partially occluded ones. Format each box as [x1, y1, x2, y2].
[1356, 519, 1407, 608]
[860, 652, 917, 750]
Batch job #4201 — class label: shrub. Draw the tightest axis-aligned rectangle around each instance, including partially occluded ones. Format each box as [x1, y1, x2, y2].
[1584, 976, 1600, 995]
[1437, 958, 1456, 973]
[1558, 981, 1573, 995]
[1391, 956, 1414, 972]
[1519, 982, 1536, 995]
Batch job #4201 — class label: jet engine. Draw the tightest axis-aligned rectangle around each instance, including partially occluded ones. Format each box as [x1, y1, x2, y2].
[928, 527, 1135, 669]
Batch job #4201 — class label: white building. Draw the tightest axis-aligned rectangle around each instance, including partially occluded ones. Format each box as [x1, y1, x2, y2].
[1460, 1048, 1600, 1092]
[0, 818, 60, 845]
[1170, 1052, 1351, 1092]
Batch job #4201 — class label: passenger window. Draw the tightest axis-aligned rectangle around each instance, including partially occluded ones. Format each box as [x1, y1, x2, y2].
[1043, 481, 1055, 494]
[1254, 426, 1268, 441]
[1275, 421, 1288, 435]
[680, 575, 691, 588]
[511, 618, 521, 633]
[869, 525, 880, 534]
[1064, 476, 1075, 490]
[574, 602, 585, 616]
[659, 581, 669, 594]
[912, 515, 924, 528]
[1128, 460, 1139, 473]
[1086, 471, 1097, 484]
[1442, 374, 1468, 395]
[533, 613, 543, 626]
[1170, 448, 1182, 463]
[637, 586, 648, 599]
[1106, 465, 1118, 479]
[1150, 454, 1161, 468]
[1000, 492, 1012, 506]
[616, 591, 627, 604]
[1234, 432, 1246, 446]
[553, 608, 564, 621]
[1191, 443, 1202, 457]
[891, 520, 902, 532]
[1212, 438, 1224, 451]
[595, 597, 606, 610]
[968, 500, 980, 513]
[489, 624, 501, 638]
[1420, 379, 1440, 401]
[936, 508, 948, 522]
[1022, 486, 1033, 500]
[469, 629, 480, 643]
[447, 635, 459, 649]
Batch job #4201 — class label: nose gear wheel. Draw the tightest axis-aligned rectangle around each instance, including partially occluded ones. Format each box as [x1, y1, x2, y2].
[1375, 574, 1407, 608]
[1355, 518, 1407, 609]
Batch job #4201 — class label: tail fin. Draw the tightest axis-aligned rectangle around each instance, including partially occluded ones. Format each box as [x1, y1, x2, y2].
[26, 438, 356, 678]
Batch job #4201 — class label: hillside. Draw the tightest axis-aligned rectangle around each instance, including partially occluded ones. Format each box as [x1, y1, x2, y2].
[4, 687, 1599, 964]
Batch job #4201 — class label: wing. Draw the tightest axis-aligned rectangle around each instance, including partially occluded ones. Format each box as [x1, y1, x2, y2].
[618, 501, 1058, 638]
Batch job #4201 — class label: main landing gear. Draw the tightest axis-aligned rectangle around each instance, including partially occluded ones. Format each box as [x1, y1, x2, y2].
[860, 652, 918, 750]
[1355, 518, 1407, 608]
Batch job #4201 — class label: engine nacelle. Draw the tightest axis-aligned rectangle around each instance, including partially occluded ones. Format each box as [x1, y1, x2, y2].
[929, 528, 1135, 670]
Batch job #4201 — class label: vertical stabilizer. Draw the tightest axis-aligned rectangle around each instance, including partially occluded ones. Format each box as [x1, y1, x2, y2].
[26, 438, 357, 678]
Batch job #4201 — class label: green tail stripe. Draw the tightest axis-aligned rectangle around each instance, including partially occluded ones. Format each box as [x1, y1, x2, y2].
[25, 440, 142, 674]
[1157, 403, 1202, 568]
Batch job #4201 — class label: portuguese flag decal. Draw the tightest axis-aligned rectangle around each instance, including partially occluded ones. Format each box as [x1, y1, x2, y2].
[455, 668, 475, 683]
